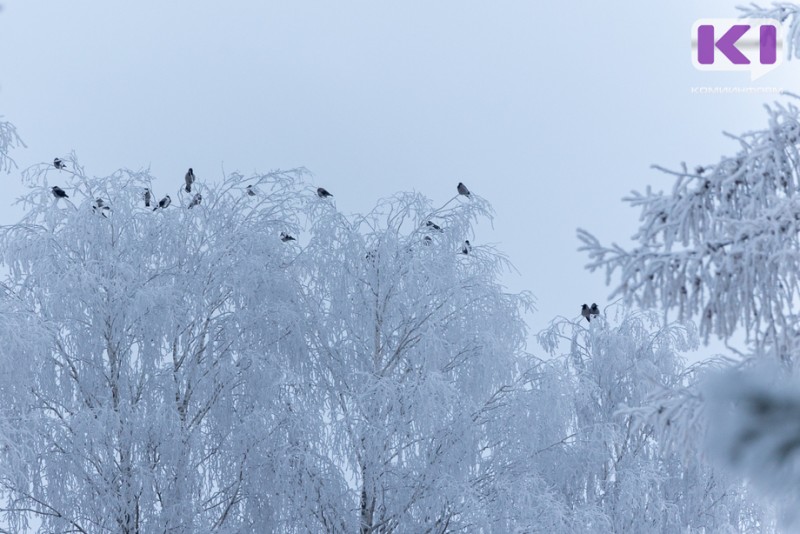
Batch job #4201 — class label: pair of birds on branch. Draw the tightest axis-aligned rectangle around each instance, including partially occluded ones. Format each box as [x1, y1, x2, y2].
[179, 168, 202, 209]
[581, 303, 600, 322]
[247, 185, 333, 201]
[49, 187, 112, 219]
[144, 192, 200, 211]
[314, 181, 471, 200]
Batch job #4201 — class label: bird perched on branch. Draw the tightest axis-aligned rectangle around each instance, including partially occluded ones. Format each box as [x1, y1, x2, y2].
[51, 186, 68, 199]
[280, 232, 296, 242]
[581, 304, 592, 322]
[461, 240, 472, 255]
[457, 182, 471, 197]
[246, 185, 256, 196]
[426, 221, 443, 232]
[153, 195, 171, 211]
[590, 303, 600, 318]
[184, 168, 195, 193]
[143, 188, 152, 208]
[93, 198, 110, 217]
[53, 158, 66, 170]
[188, 193, 202, 209]
[317, 187, 333, 198]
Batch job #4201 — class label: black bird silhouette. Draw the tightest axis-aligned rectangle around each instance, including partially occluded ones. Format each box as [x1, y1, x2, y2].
[461, 240, 472, 255]
[51, 186, 68, 199]
[457, 182, 471, 197]
[581, 304, 592, 322]
[153, 195, 171, 211]
[590, 303, 600, 318]
[143, 188, 152, 207]
[280, 232, 296, 242]
[426, 221, 443, 232]
[93, 198, 110, 217]
[184, 168, 195, 193]
[246, 185, 256, 196]
[317, 187, 333, 198]
[188, 193, 202, 209]
[53, 158, 66, 170]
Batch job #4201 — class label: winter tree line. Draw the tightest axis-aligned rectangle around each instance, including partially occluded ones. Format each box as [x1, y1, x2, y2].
[2, 148, 759, 533]
[0, 132, 770, 533]
[0, 130, 779, 532]
[0, 5, 799, 533]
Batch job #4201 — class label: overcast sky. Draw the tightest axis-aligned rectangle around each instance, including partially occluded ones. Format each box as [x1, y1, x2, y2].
[0, 1, 796, 353]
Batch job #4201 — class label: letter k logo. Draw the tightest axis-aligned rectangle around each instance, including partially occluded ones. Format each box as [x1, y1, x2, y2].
[697, 24, 750, 64]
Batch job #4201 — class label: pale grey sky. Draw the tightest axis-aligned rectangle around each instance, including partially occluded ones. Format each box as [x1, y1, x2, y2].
[0, 1, 795, 351]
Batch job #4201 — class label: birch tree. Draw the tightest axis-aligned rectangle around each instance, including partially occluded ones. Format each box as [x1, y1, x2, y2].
[0, 115, 775, 531]
[0, 160, 310, 533]
[295, 192, 535, 532]
[577, 6, 800, 517]
[532, 312, 772, 533]
[578, 96, 800, 359]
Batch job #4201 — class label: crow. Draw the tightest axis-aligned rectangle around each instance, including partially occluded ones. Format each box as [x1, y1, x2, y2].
[426, 221, 443, 232]
[93, 198, 110, 217]
[461, 240, 472, 255]
[53, 158, 66, 170]
[280, 232, 296, 242]
[317, 187, 333, 198]
[184, 168, 195, 193]
[457, 182, 471, 197]
[188, 193, 202, 209]
[143, 188, 152, 207]
[246, 185, 256, 196]
[590, 303, 600, 318]
[581, 304, 592, 322]
[51, 186, 68, 199]
[153, 195, 171, 211]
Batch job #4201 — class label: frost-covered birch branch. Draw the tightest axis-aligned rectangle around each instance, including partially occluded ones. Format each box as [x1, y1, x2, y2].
[579, 98, 800, 356]
[0, 118, 25, 174]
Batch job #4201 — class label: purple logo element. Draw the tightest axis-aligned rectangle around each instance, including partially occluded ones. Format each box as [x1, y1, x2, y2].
[760, 25, 777, 64]
[697, 24, 751, 64]
[692, 19, 784, 80]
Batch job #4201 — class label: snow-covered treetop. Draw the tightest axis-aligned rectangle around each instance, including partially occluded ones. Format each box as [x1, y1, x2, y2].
[579, 96, 800, 359]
